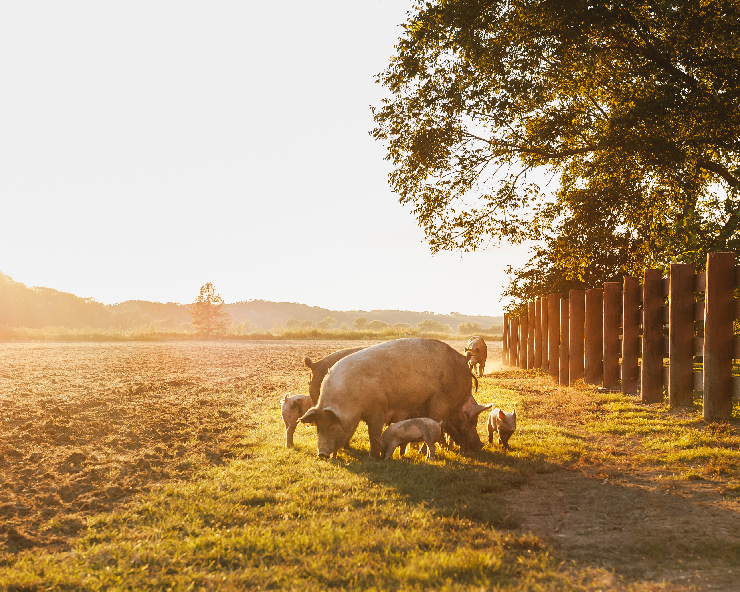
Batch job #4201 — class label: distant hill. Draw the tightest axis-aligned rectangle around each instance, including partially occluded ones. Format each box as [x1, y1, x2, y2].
[0, 272, 502, 334]
[224, 300, 501, 333]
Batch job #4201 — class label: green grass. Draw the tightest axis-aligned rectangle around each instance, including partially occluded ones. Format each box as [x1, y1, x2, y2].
[0, 381, 624, 591]
[4, 376, 739, 590]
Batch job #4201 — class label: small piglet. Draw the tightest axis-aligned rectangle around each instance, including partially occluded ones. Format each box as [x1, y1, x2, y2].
[487, 408, 517, 450]
[378, 418, 443, 460]
[280, 394, 313, 448]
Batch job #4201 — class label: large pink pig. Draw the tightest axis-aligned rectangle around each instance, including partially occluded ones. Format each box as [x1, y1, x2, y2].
[300, 338, 490, 459]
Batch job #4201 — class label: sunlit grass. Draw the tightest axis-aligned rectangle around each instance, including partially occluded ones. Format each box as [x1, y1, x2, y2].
[0, 391, 616, 592]
[3, 363, 740, 590]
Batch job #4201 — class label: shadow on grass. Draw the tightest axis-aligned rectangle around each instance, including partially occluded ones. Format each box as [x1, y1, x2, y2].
[334, 443, 559, 530]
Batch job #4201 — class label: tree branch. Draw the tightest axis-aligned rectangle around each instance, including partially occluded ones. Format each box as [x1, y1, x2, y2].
[697, 160, 740, 187]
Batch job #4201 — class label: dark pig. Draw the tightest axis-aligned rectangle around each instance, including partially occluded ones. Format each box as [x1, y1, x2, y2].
[304, 347, 365, 403]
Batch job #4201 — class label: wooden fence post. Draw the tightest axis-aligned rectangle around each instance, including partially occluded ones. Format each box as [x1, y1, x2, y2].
[704, 252, 735, 419]
[528, 301, 536, 369]
[541, 297, 549, 372]
[560, 298, 569, 386]
[603, 282, 621, 389]
[622, 276, 640, 394]
[534, 299, 542, 369]
[569, 290, 585, 384]
[642, 269, 664, 403]
[519, 313, 529, 368]
[503, 314, 509, 366]
[585, 289, 603, 385]
[510, 317, 519, 368]
[669, 263, 696, 407]
[548, 294, 560, 381]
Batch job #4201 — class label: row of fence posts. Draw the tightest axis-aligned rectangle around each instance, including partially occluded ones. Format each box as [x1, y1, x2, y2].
[502, 252, 740, 420]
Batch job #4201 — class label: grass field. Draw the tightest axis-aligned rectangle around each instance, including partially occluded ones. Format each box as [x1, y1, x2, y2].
[1, 340, 739, 590]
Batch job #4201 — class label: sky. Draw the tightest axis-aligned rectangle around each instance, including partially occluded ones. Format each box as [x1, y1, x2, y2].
[0, 1, 533, 317]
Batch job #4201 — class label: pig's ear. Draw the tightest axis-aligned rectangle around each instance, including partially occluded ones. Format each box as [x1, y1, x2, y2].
[468, 403, 492, 418]
[323, 406, 342, 424]
[498, 409, 505, 420]
[300, 408, 319, 425]
[304, 357, 314, 368]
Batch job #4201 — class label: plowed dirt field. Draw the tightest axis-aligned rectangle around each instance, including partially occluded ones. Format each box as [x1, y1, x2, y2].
[0, 340, 393, 556]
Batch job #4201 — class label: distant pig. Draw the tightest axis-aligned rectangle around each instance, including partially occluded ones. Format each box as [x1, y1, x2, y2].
[465, 336, 487, 377]
[376, 418, 443, 460]
[487, 407, 517, 450]
[280, 394, 313, 448]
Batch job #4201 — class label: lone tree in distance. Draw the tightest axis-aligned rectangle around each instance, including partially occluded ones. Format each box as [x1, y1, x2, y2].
[189, 283, 231, 338]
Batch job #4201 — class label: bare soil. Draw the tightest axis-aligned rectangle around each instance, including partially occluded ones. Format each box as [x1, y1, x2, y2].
[0, 340, 380, 557]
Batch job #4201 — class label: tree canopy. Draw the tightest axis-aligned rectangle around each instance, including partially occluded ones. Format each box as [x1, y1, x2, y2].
[372, 0, 740, 303]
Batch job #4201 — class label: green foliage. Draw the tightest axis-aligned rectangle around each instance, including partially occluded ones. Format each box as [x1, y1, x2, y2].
[457, 322, 482, 335]
[188, 283, 232, 338]
[316, 316, 337, 330]
[372, 0, 740, 304]
[353, 316, 368, 330]
[366, 319, 390, 331]
[416, 318, 453, 334]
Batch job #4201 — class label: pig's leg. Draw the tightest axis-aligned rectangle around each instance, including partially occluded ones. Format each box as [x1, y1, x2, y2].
[385, 438, 398, 460]
[425, 439, 436, 460]
[285, 420, 297, 448]
[399, 442, 408, 457]
[367, 413, 385, 459]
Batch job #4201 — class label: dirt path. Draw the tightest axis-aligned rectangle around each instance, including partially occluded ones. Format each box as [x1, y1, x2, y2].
[492, 368, 740, 591]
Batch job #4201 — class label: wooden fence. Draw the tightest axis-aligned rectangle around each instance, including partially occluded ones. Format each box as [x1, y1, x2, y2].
[502, 252, 739, 420]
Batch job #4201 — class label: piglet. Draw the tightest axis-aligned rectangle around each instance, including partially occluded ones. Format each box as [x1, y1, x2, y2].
[377, 418, 443, 460]
[487, 407, 516, 450]
[280, 394, 313, 448]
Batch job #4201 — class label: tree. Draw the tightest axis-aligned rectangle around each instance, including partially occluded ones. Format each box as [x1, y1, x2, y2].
[285, 318, 301, 329]
[316, 316, 337, 330]
[188, 283, 231, 337]
[416, 319, 452, 334]
[457, 322, 482, 335]
[367, 320, 391, 331]
[372, 0, 740, 302]
[353, 317, 367, 330]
